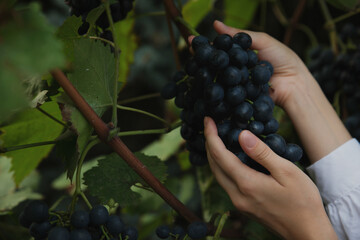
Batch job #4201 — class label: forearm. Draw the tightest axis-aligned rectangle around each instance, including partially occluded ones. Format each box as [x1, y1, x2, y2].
[284, 69, 351, 163]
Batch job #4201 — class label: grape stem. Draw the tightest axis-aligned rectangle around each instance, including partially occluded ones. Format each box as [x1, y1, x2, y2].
[283, 0, 307, 45]
[324, 7, 360, 28]
[214, 212, 230, 239]
[318, 0, 339, 54]
[88, 36, 115, 48]
[36, 106, 68, 128]
[103, 0, 121, 127]
[116, 105, 169, 126]
[117, 92, 160, 105]
[0, 140, 57, 153]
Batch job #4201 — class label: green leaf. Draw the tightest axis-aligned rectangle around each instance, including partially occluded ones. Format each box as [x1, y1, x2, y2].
[0, 101, 64, 185]
[83, 152, 167, 205]
[223, 0, 259, 29]
[0, 156, 41, 214]
[141, 127, 183, 161]
[55, 131, 78, 180]
[58, 37, 115, 179]
[56, 15, 83, 61]
[182, 0, 215, 28]
[86, 5, 105, 28]
[0, 3, 65, 122]
[326, 0, 359, 11]
[114, 12, 137, 84]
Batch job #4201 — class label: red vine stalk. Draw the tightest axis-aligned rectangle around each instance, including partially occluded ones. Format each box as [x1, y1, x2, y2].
[51, 69, 242, 238]
[283, 0, 307, 45]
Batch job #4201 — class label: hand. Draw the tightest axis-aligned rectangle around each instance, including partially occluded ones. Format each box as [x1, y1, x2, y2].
[204, 117, 338, 240]
[212, 21, 351, 162]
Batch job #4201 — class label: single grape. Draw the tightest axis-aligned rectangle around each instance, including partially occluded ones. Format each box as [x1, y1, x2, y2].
[70, 229, 92, 240]
[156, 225, 171, 239]
[213, 34, 233, 51]
[180, 123, 195, 140]
[225, 85, 247, 106]
[283, 143, 303, 162]
[247, 50, 258, 68]
[23, 200, 49, 224]
[204, 83, 224, 106]
[106, 215, 124, 236]
[71, 210, 90, 229]
[245, 81, 261, 100]
[48, 227, 70, 240]
[253, 100, 273, 122]
[263, 118, 279, 135]
[264, 134, 286, 156]
[194, 45, 215, 66]
[248, 121, 264, 136]
[252, 65, 271, 85]
[209, 50, 230, 70]
[233, 32, 252, 49]
[191, 35, 210, 51]
[187, 221, 208, 240]
[122, 226, 138, 240]
[89, 205, 109, 226]
[218, 66, 243, 86]
[227, 128, 243, 150]
[228, 47, 248, 67]
[29, 221, 52, 239]
[185, 58, 199, 76]
[233, 102, 253, 123]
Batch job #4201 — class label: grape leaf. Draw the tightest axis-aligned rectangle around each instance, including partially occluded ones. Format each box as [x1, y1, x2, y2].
[86, 5, 105, 27]
[114, 11, 137, 85]
[0, 101, 64, 185]
[0, 3, 65, 122]
[182, 0, 215, 28]
[83, 152, 167, 205]
[56, 15, 83, 61]
[141, 127, 183, 161]
[0, 156, 41, 214]
[57, 38, 115, 180]
[223, 0, 259, 29]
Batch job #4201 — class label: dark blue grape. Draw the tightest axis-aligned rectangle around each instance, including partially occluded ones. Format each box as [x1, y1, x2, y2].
[70, 229, 92, 240]
[218, 66, 243, 86]
[185, 58, 199, 76]
[228, 47, 248, 67]
[194, 99, 207, 118]
[283, 144, 303, 162]
[181, 123, 195, 140]
[172, 71, 186, 83]
[189, 151, 208, 166]
[265, 134, 286, 156]
[71, 210, 90, 229]
[191, 36, 210, 51]
[213, 34, 233, 51]
[175, 92, 185, 108]
[217, 120, 232, 141]
[194, 45, 215, 66]
[233, 32, 252, 49]
[248, 121, 264, 136]
[227, 128, 243, 150]
[252, 65, 271, 85]
[247, 50, 258, 68]
[172, 225, 185, 239]
[258, 60, 274, 75]
[122, 226, 138, 240]
[209, 50, 230, 70]
[156, 225, 171, 239]
[89, 205, 109, 226]
[239, 66, 250, 84]
[255, 94, 274, 109]
[188, 134, 206, 153]
[29, 221, 52, 239]
[263, 118, 279, 135]
[204, 83, 224, 105]
[19, 211, 32, 228]
[106, 215, 124, 236]
[236, 152, 252, 166]
[195, 67, 214, 89]
[210, 101, 230, 121]
[161, 82, 177, 100]
[233, 102, 253, 123]
[226, 85, 247, 106]
[253, 100, 273, 122]
[245, 81, 261, 100]
[23, 200, 49, 224]
[48, 227, 70, 240]
[187, 221, 208, 240]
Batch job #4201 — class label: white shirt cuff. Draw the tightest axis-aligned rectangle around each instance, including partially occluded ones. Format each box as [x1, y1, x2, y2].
[306, 139, 360, 205]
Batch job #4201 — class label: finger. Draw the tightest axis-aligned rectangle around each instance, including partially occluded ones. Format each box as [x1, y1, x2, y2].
[239, 130, 294, 184]
[204, 117, 260, 184]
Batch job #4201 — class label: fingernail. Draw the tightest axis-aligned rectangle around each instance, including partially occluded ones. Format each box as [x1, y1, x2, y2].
[240, 130, 257, 149]
[204, 116, 210, 127]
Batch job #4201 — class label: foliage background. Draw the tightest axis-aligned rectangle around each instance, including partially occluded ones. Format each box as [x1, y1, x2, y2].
[0, 0, 359, 239]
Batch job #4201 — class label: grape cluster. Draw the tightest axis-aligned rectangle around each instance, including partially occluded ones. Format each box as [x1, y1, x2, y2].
[308, 23, 360, 141]
[156, 221, 208, 240]
[67, 0, 135, 36]
[161, 33, 303, 171]
[19, 200, 138, 240]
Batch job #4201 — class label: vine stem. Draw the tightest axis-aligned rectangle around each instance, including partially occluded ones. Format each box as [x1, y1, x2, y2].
[116, 105, 169, 125]
[117, 92, 160, 105]
[0, 140, 56, 153]
[324, 7, 360, 28]
[36, 106, 68, 128]
[103, 0, 120, 127]
[283, 0, 307, 45]
[214, 212, 230, 240]
[70, 138, 100, 213]
[318, 0, 338, 54]
[165, 9, 181, 70]
[88, 36, 115, 48]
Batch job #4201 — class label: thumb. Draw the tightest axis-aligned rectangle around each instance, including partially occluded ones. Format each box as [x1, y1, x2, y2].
[239, 130, 292, 181]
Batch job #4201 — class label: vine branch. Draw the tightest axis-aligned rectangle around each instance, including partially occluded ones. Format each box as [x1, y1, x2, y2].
[51, 68, 242, 238]
[283, 0, 307, 45]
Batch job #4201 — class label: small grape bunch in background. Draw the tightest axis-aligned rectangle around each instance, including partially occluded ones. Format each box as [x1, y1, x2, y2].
[161, 33, 303, 171]
[19, 200, 138, 240]
[155, 221, 208, 240]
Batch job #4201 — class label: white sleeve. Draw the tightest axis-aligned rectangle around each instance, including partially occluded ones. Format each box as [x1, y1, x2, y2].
[306, 139, 360, 240]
